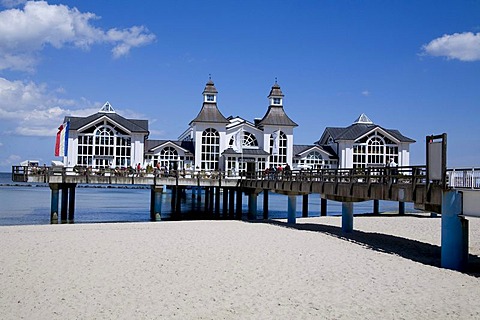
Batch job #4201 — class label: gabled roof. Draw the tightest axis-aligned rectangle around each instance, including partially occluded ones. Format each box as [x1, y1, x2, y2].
[323, 124, 415, 143]
[293, 144, 338, 159]
[65, 112, 148, 133]
[145, 139, 195, 154]
[315, 114, 415, 144]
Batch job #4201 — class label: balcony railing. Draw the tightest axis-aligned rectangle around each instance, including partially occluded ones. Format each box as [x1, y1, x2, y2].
[446, 168, 480, 189]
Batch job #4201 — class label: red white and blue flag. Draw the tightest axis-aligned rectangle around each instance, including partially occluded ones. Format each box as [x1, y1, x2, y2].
[55, 121, 69, 157]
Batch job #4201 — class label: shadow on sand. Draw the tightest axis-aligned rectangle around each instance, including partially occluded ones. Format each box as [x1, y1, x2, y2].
[249, 215, 480, 278]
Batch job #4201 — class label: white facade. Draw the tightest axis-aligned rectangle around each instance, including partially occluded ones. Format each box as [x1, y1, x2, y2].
[316, 114, 415, 169]
[57, 88, 415, 173]
[61, 102, 149, 169]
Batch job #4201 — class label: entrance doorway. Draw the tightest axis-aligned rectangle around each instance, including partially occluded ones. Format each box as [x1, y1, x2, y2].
[246, 162, 256, 178]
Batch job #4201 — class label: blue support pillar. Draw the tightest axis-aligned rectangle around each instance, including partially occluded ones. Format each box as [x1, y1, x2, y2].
[398, 201, 405, 215]
[68, 184, 76, 221]
[263, 189, 269, 220]
[302, 194, 308, 217]
[236, 189, 243, 220]
[50, 184, 59, 223]
[287, 195, 297, 224]
[321, 197, 327, 216]
[151, 186, 163, 221]
[441, 190, 469, 271]
[248, 193, 258, 220]
[342, 202, 354, 233]
[60, 184, 68, 222]
[373, 199, 380, 215]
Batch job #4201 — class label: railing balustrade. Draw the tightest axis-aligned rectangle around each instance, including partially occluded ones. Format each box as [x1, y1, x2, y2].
[256, 166, 427, 186]
[446, 168, 480, 189]
[11, 165, 479, 190]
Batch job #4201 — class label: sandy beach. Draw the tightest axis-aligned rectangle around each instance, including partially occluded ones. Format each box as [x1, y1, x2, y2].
[1, 214, 480, 319]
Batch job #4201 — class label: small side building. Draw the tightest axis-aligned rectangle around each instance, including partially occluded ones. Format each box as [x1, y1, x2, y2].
[314, 113, 415, 168]
[63, 102, 149, 169]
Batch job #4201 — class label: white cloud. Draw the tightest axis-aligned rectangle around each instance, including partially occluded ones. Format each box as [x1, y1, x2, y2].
[422, 32, 480, 62]
[0, 0, 26, 8]
[0, 1, 156, 71]
[0, 154, 21, 166]
[0, 77, 145, 137]
[361, 90, 370, 97]
[0, 142, 3, 146]
[0, 77, 94, 136]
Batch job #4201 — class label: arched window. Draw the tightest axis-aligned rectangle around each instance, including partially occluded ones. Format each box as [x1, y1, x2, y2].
[243, 132, 258, 147]
[160, 146, 178, 168]
[77, 123, 132, 168]
[94, 127, 114, 168]
[353, 131, 398, 168]
[201, 128, 220, 170]
[299, 151, 324, 169]
[228, 131, 258, 148]
[269, 131, 287, 168]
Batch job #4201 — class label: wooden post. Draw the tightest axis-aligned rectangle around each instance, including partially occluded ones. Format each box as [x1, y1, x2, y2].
[302, 194, 308, 217]
[222, 188, 228, 219]
[61, 184, 68, 222]
[236, 188, 243, 220]
[215, 186, 221, 218]
[68, 184, 76, 221]
[151, 186, 163, 221]
[171, 186, 177, 216]
[209, 186, 215, 217]
[248, 193, 258, 220]
[50, 184, 59, 223]
[229, 188, 235, 219]
[263, 189, 269, 220]
[204, 187, 210, 218]
[321, 197, 327, 216]
[176, 186, 182, 217]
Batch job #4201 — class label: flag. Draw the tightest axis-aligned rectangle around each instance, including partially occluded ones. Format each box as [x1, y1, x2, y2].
[233, 128, 243, 152]
[272, 129, 280, 155]
[55, 121, 69, 157]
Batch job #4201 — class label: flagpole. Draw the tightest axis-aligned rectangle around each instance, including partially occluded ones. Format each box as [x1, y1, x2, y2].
[241, 127, 244, 178]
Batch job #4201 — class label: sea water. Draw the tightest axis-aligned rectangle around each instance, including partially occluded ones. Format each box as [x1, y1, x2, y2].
[0, 172, 417, 226]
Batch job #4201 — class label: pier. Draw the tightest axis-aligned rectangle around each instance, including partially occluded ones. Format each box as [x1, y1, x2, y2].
[11, 164, 480, 271]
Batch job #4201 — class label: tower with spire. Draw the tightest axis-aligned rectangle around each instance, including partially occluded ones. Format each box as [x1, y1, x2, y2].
[257, 81, 297, 168]
[187, 78, 229, 169]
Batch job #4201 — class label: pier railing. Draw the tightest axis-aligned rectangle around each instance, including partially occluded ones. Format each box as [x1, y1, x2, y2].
[446, 168, 480, 189]
[257, 166, 427, 186]
[11, 165, 242, 184]
[13, 165, 479, 190]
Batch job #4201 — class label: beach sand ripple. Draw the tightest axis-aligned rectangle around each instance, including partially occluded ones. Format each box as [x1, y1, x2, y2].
[1, 215, 479, 319]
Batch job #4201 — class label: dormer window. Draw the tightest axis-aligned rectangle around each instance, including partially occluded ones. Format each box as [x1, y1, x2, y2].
[273, 98, 281, 105]
[206, 94, 215, 102]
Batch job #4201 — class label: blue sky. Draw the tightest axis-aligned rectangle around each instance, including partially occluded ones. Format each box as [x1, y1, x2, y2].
[0, 0, 479, 171]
